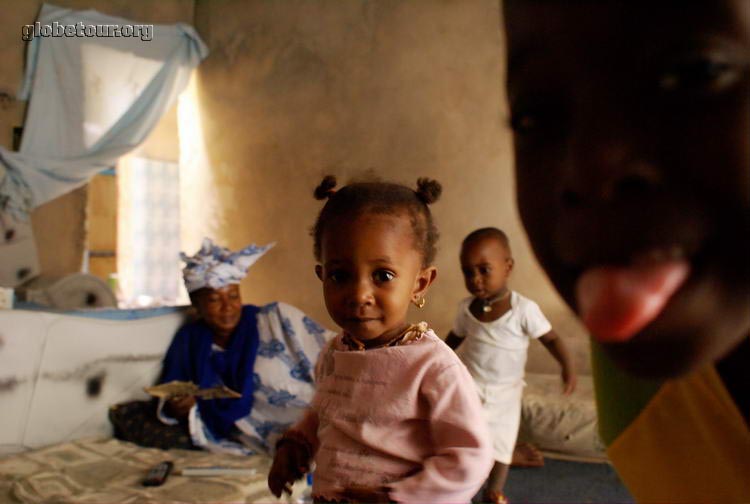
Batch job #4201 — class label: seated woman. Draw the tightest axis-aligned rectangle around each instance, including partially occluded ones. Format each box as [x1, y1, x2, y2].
[157, 238, 332, 455]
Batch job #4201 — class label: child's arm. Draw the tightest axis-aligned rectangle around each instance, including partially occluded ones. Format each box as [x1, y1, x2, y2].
[445, 301, 469, 350]
[538, 330, 577, 395]
[444, 330, 465, 350]
[388, 362, 493, 504]
[267, 408, 319, 497]
[269, 336, 332, 497]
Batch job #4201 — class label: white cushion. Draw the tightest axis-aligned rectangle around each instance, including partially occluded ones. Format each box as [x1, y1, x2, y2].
[519, 373, 606, 460]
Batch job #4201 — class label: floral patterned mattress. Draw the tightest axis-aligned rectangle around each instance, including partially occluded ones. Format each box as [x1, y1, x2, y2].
[0, 437, 301, 504]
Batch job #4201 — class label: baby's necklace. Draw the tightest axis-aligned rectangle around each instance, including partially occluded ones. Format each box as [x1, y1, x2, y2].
[481, 290, 510, 313]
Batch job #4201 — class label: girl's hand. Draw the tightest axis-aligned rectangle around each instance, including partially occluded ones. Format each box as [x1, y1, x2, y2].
[341, 485, 392, 503]
[267, 442, 309, 498]
[562, 368, 577, 395]
[166, 395, 196, 418]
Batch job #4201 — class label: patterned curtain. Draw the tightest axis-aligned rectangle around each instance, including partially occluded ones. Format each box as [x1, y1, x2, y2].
[118, 156, 183, 307]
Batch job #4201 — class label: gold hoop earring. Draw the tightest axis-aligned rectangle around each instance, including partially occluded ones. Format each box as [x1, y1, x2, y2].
[413, 296, 426, 309]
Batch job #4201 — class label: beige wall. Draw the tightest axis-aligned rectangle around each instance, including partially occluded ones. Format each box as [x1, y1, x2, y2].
[0, 0, 193, 276]
[0, 0, 589, 372]
[190, 0, 589, 372]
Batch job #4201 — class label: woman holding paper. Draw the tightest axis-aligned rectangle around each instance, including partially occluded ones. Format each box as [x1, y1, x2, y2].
[157, 238, 331, 455]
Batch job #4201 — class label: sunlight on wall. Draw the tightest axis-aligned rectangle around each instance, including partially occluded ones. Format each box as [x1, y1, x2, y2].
[177, 71, 221, 300]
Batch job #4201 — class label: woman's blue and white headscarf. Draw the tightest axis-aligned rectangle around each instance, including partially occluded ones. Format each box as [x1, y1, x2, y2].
[181, 238, 275, 293]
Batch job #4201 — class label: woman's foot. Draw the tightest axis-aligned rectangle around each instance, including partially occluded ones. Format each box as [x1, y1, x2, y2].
[483, 490, 509, 504]
[511, 442, 544, 467]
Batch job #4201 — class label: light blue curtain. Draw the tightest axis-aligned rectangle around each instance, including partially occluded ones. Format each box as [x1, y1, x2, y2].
[0, 3, 208, 222]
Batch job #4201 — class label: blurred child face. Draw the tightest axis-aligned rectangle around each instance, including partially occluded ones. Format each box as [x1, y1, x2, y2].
[460, 237, 513, 299]
[193, 284, 243, 340]
[316, 212, 436, 344]
[504, 1, 750, 377]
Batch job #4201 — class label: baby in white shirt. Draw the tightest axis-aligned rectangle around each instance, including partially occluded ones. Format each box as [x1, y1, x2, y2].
[446, 227, 577, 504]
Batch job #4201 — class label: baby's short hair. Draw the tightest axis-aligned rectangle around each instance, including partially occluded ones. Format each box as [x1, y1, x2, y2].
[462, 227, 511, 255]
[312, 175, 442, 266]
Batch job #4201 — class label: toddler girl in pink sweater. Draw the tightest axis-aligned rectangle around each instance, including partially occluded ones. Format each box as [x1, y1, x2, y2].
[268, 176, 493, 503]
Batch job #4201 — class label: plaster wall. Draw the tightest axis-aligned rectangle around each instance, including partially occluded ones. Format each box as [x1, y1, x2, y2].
[190, 0, 589, 372]
[0, 0, 589, 372]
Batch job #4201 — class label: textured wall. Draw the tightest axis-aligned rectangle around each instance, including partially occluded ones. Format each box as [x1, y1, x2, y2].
[190, 0, 589, 372]
[1, 0, 589, 372]
[0, 0, 193, 277]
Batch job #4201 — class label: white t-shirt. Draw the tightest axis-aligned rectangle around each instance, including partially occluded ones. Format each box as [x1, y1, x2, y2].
[453, 291, 551, 387]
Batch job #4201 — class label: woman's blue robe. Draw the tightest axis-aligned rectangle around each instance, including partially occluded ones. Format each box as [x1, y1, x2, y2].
[160, 305, 260, 439]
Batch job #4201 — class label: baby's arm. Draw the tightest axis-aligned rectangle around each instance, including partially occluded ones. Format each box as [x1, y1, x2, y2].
[445, 301, 469, 350]
[539, 330, 577, 395]
[388, 362, 493, 504]
[444, 331, 465, 350]
[268, 409, 319, 497]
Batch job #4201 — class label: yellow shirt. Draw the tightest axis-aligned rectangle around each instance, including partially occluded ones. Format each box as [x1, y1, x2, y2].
[606, 365, 750, 503]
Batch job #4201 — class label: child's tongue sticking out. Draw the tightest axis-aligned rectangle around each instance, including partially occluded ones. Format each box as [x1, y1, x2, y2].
[575, 260, 690, 343]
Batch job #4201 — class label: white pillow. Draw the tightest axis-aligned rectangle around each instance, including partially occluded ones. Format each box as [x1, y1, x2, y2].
[519, 373, 606, 461]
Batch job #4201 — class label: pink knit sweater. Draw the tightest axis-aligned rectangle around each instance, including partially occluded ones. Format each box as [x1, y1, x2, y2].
[290, 326, 493, 504]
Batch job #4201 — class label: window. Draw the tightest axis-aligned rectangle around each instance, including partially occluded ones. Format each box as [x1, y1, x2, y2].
[117, 156, 183, 307]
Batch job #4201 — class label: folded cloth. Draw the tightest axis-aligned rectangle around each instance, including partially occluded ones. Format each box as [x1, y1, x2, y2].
[180, 238, 274, 293]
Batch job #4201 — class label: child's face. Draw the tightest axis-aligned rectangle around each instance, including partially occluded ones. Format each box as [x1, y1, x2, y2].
[316, 212, 436, 342]
[460, 238, 513, 299]
[504, 1, 750, 378]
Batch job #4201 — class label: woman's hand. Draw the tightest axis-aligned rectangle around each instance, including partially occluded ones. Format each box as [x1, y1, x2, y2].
[268, 442, 310, 498]
[165, 395, 196, 418]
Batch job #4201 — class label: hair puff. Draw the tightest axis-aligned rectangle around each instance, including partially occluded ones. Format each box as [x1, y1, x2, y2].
[415, 178, 442, 205]
[314, 175, 338, 200]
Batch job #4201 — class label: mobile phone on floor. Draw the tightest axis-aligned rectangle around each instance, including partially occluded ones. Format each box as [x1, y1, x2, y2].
[142, 461, 174, 487]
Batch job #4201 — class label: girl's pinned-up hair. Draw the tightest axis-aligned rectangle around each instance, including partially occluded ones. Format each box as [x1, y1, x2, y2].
[313, 175, 338, 200]
[312, 175, 442, 266]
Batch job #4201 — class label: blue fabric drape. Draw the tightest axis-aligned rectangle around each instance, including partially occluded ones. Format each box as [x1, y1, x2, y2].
[160, 305, 261, 439]
[0, 3, 208, 221]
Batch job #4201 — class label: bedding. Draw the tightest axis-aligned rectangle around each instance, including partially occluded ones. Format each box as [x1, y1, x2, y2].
[519, 373, 606, 461]
[0, 437, 301, 503]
